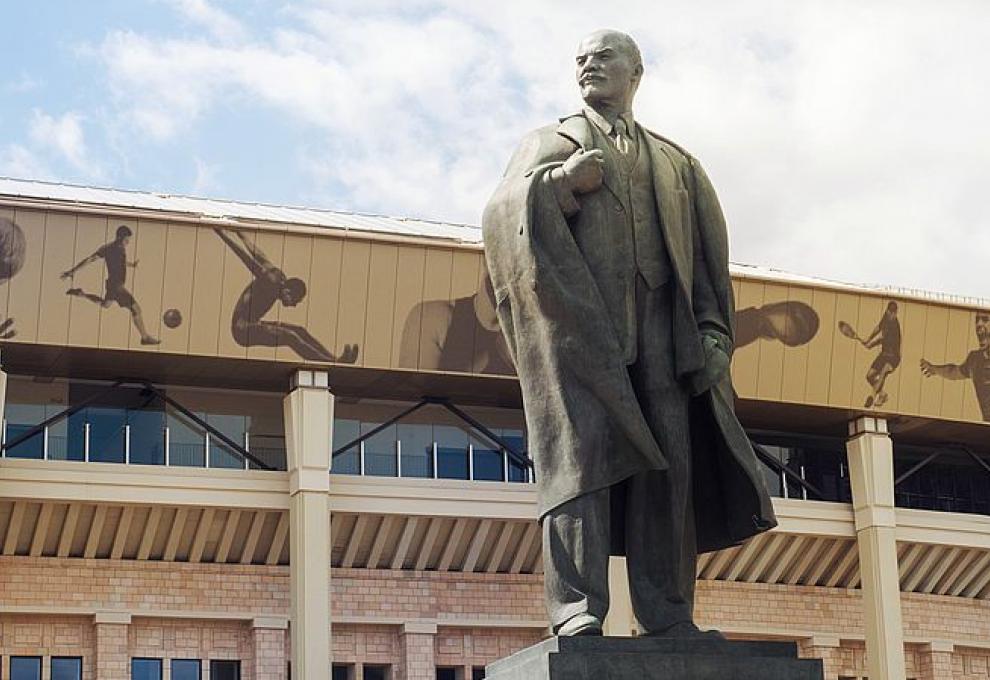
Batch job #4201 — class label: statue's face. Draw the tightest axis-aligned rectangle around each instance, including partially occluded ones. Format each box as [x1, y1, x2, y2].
[575, 32, 641, 107]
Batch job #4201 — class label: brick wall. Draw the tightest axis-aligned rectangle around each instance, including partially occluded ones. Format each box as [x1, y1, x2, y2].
[95, 622, 129, 680]
[0, 615, 96, 679]
[253, 627, 288, 680]
[0, 557, 289, 615]
[435, 627, 544, 669]
[332, 568, 545, 623]
[129, 618, 254, 675]
[3, 556, 990, 679]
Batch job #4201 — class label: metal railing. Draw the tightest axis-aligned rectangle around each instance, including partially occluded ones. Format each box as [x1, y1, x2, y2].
[333, 438, 535, 484]
[1, 416, 286, 471]
[1, 380, 281, 471]
[331, 397, 534, 484]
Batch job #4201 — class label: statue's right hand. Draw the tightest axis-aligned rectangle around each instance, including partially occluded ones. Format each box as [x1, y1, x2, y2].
[561, 149, 604, 194]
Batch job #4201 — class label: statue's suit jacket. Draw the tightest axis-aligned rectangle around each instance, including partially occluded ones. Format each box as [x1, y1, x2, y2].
[482, 112, 776, 553]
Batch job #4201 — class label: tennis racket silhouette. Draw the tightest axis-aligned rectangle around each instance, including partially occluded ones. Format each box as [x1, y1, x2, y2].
[837, 321, 864, 343]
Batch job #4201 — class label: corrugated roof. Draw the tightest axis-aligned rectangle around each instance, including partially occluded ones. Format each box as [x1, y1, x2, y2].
[1, 176, 987, 309]
[0, 176, 484, 244]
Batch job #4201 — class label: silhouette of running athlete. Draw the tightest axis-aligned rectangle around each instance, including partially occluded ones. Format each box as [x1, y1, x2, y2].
[214, 227, 358, 363]
[61, 225, 160, 345]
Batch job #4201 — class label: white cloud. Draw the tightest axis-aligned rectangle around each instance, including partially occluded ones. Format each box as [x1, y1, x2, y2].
[0, 144, 52, 180]
[4, 73, 43, 93]
[169, 0, 246, 43]
[192, 157, 220, 195]
[88, 0, 990, 299]
[28, 110, 91, 171]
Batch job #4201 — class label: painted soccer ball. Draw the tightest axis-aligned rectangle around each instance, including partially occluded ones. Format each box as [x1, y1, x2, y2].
[163, 308, 183, 329]
[0, 217, 27, 282]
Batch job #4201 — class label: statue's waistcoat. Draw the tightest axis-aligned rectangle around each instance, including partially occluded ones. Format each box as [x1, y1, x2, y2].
[577, 125, 672, 364]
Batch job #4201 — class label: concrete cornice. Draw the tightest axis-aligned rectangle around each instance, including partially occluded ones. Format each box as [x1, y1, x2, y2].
[0, 459, 288, 509]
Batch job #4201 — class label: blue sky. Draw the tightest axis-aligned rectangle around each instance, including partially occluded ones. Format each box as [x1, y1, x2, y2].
[2, 1, 989, 300]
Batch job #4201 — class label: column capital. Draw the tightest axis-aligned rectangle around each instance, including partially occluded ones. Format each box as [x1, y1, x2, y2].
[94, 611, 132, 625]
[253, 616, 289, 630]
[804, 635, 841, 648]
[849, 416, 888, 436]
[923, 640, 955, 654]
[402, 620, 438, 635]
[283, 373, 334, 489]
[290, 370, 330, 391]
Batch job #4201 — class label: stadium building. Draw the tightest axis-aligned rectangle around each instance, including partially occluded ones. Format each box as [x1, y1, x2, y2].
[0, 176, 989, 680]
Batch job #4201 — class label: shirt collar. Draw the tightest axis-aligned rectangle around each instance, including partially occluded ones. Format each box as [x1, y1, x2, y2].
[583, 106, 635, 136]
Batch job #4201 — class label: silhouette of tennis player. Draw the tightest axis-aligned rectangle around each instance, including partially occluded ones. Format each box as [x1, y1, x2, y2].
[214, 227, 358, 363]
[861, 301, 901, 408]
[61, 225, 160, 345]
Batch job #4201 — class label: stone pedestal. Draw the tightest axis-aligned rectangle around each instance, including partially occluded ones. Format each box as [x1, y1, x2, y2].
[485, 636, 824, 680]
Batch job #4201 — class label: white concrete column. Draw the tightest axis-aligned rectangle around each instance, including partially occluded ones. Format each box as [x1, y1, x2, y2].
[603, 556, 635, 636]
[846, 416, 906, 680]
[284, 370, 334, 680]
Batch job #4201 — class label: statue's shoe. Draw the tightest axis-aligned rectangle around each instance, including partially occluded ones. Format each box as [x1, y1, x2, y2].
[644, 621, 726, 640]
[556, 613, 603, 637]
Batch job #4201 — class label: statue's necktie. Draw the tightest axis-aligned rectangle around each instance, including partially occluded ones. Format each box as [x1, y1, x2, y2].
[613, 118, 631, 156]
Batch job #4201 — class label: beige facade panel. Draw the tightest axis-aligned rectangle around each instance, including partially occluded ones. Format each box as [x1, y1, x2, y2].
[158, 221, 198, 354]
[6, 209, 46, 344]
[2, 207, 989, 426]
[363, 242, 400, 369]
[66, 215, 109, 349]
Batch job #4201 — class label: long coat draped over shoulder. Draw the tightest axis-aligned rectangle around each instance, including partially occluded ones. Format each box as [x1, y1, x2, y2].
[482, 113, 777, 553]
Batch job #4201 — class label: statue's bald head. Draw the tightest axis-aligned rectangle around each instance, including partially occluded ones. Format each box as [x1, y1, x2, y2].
[579, 29, 643, 69]
[575, 29, 644, 113]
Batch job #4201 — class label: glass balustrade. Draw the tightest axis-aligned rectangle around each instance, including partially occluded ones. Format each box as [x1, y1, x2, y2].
[330, 400, 533, 484]
[2, 376, 287, 471]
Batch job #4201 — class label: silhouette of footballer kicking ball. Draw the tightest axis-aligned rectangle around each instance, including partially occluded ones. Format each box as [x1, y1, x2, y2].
[214, 227, 358, 363]
[61, 225, 160, 345]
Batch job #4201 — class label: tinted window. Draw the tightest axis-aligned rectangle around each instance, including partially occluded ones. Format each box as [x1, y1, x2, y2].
[436, 669, 457, 680]
[207, 414, 247, 469]
[894, 448, 990, 515]
[332, 665, 351, 680]
[4, 416, 45, 459]
[209, 660, 240, 680]
[363, 423, 397, 476]
[51, 657, 82, 680]
[473, 668, 486, 680]
[131, 658, 162, 680]
[171, 659, 201, 680]
[332, 418, 361, 474]
[364, 666, 388, 680]
[397, 422, 433, 477]
[471, 444, 503, 481]
[11, 656, 42, 680]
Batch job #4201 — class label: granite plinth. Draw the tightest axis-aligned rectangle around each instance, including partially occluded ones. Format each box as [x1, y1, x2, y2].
[485, 636, 824, 680]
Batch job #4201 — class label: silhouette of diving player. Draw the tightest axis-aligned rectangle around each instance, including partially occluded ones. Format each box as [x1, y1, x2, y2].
[214, 227, 358, 363]
[61, 225, 160, 345]
[862, 301, 901, 408]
